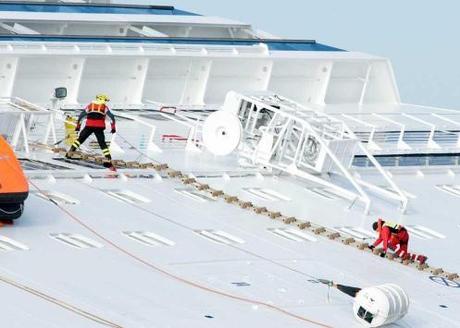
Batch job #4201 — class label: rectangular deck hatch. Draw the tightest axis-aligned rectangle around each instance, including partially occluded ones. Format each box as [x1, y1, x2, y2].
[50, 233, 104, 249]
[243, 188, 290, 201]
[436, 185, 460, 198]
[195, 230, 245, 245]
[123, 231, 175, 247]
[175, 188, 216, 202]
[305, 187, 355, 201]
[33, 191, 79, 205]
[105, 190, 150, 204]
[0, 236, 29, 251]
[19, 159, 70, 171]
[268, 228, 317, 242]
[405, 225, 446, 240]
[336, 226, 375, 240]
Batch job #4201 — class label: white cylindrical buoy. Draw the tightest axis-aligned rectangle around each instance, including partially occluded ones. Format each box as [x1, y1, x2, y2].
[353, 284, 409, 327]
[202, 111, 242, 156]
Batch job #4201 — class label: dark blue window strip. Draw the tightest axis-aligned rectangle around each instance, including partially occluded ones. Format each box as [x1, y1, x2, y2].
[0, 2, 198, 16]
[0, 35, 345, 52]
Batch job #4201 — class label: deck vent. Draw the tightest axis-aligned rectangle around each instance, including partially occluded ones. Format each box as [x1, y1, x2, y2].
[0, 236, 29, 251]
[243, 188, 290, 201]
[175, 188, 216, 202]
[379, 186, 416, 199]
[336, 226, 375, 240]
[436, 185, 460, 198]
[33, 191, 79, 205]
[123, 231, 175, 247]
[231, 282, 251, 287]
[305, 187, 354, 201]
[105, 190, 150, 204]
[268, 228, 317, 242]
[195, 230, 245, 245]
[50, 233, 104, 249]
[405, 225, 446, 240]
[19, 159, 70, 171]
[140, 113, 170, 121]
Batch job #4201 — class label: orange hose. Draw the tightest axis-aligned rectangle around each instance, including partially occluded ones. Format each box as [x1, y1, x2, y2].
[29, 179, 332, 328]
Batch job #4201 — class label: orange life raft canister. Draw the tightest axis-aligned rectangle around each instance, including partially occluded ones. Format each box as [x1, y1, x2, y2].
[0, 136, 28, 219]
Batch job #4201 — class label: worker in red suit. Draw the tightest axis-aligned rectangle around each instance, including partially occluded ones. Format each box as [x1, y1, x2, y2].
[369, 218, 409, 258]
[66, 94, 116, 170]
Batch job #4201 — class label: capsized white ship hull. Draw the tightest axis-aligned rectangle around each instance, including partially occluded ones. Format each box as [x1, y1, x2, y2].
[0, 1, 459, 327]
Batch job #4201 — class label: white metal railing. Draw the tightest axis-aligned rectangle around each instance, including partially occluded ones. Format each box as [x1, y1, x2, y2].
[111, 112, 161, 153]
[0, 41, 269, 58]
[0, 97, 58, 153]
[223, 91, 410, 214]
[337, 111, 460, 154]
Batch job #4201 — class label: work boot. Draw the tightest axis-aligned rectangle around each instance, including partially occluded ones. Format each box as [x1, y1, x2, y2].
[401, 253, 411, 261]
[417, 255, 428, 265]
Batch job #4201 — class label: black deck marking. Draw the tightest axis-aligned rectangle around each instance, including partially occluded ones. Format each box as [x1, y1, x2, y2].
[429, 276, 460, 288]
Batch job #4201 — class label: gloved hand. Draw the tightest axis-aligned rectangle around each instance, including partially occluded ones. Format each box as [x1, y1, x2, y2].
[380, 252, 386, 258]
[368, 245, 375, 251]
[75, 123, 81, 132]
[110, 123, 116, 134]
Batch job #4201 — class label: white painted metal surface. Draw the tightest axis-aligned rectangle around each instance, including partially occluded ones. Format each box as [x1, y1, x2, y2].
[0, 1, 459, 328]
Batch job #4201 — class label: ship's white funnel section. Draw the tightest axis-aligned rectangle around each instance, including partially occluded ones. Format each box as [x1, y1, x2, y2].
[202, 111, 242, 156]
[353, 283, 409, 327]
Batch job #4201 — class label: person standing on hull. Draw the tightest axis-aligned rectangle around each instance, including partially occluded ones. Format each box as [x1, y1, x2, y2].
[66, 94, 116, 170]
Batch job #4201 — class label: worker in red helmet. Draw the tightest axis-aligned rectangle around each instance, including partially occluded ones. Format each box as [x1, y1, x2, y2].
[368, 218, 409, 258]
[66, 94, 116, 170]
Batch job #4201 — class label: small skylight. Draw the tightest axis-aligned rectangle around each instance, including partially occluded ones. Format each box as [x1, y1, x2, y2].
[175, 188, 216, 202]
[50, 233, 104, 249]
[267, 228, 317, 242]
[33, 191, 79, 205]
[379, 186, 416, 199]
[405, 225, 446, 240]
[335, 226, 375, 240]
[243, 188, 290, 201]
[105, 190, 151, 204]
[305, 187, 354, 201]
[0, 235, 29, 252]
[195, 230, 245, 245]
[123, 231, 175, 247]
[436, 185, 460, 198]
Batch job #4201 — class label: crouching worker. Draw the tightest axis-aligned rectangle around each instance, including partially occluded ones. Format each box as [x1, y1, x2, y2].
[369, 218, 409, 258]
[66, 94, 116, 170]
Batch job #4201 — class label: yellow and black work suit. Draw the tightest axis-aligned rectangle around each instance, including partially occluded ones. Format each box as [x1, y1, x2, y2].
[67, 102, 116, 163]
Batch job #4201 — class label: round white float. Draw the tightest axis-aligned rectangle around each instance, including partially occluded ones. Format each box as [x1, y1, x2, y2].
[353, 284, 409, 327]
[202, 111, 242, 156]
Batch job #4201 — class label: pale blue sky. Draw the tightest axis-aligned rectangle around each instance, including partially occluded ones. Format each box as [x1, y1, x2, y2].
[120, 0, 460, 109]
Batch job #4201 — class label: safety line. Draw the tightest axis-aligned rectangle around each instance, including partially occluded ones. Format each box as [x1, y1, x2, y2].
[29, 179, 332, 328]
[0, 274, 123, 328]
[30, 139, 460, 280]
[115, 132, 161, 164]
[86, 181, 321, 282]
[0, 156, 123, 328]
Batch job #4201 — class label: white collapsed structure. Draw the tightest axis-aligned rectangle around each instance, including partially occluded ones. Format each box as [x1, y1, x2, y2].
[0, 1, 459, 328]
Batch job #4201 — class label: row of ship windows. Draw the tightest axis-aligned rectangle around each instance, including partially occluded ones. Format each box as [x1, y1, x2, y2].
[0, 228, 315, 252]
[32, 187, 291, 205]
[32, 183, 460, 207]
[0, 221, 446, 254]
[24, 183, 453, 251]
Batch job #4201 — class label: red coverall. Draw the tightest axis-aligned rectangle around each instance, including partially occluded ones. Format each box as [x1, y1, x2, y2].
[373, 219, 409, 257]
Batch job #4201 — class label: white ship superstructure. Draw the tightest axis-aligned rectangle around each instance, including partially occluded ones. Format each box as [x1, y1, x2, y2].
[0, 1, 459, 327]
